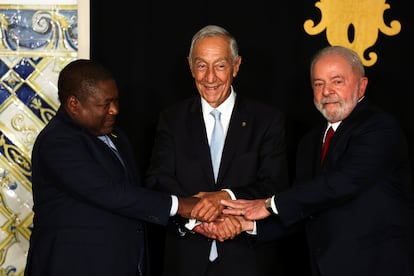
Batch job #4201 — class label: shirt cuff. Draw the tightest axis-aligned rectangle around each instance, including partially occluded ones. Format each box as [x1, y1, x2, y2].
[185, 218, 202, 230]
[222, 188, 236, 200]
[270, 195, 278, 214]
[245, 220, 257, 235]
[170, 195, 178, 216]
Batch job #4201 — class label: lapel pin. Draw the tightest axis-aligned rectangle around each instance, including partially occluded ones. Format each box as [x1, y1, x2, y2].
[242, 121, 247, 127]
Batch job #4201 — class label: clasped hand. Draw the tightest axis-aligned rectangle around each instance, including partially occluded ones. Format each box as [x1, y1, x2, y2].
[179, 191, 256, 241]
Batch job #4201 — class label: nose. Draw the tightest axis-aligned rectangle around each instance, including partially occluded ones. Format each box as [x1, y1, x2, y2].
[322, 83, 334, 96]
[108, 101, 119, 115]
[205, 66, 217, 83]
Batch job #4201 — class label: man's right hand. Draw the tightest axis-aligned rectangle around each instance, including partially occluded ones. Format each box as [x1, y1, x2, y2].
[177, 196, 200, 219]
[190, 191, 231, 222]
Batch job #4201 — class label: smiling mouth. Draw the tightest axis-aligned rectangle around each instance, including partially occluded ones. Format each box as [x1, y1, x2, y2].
[105, 119, 116, 127]
[323, 101, 338, 107]
[205, 86, 218, 91]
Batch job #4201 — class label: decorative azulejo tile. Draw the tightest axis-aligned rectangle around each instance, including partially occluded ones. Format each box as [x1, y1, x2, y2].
[0, 2, 80, 274]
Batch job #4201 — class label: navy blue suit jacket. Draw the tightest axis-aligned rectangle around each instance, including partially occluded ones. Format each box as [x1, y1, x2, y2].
[146, 94, 290, 276]
[25, 107, 172, 276]
[257, 98, 414, 276]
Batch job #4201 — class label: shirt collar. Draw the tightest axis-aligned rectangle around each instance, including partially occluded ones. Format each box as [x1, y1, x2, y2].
[327, 121, 341, 132]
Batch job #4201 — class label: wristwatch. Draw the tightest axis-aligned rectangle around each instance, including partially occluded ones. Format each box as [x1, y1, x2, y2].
[265, 197, 273, 214]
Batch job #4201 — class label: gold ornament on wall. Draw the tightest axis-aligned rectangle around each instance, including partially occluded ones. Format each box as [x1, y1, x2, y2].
[304, 0, 401, 66]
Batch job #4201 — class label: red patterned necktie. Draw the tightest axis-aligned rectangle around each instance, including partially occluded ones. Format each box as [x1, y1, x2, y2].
[321, 127, 334, 163]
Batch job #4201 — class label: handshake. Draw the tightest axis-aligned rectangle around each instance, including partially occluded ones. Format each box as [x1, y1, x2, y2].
[177, 191, 273, 241]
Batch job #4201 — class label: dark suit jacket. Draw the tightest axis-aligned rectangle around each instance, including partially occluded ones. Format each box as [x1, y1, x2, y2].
[146, 94, 290, 276]
[257, 98, 414, 276]
[25, 107, 172, 276]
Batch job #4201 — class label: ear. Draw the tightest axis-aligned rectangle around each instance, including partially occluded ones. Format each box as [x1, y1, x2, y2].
[232, 56, 242, 77]
[358, 77, 368, 98]
[188, 57, 196, 78]
[67, 95, 80, 115]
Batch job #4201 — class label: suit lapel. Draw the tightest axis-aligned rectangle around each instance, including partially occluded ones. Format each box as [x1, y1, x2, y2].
[217, 97, 248, 184]
[188, 98, 217, 185]
[106, 132, 130, 171]
[319, 99, 368, 169]
[316, 124, 327, 172]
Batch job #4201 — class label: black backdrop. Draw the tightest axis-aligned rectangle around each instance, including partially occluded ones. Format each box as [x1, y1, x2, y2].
[90, 1, 413, 275]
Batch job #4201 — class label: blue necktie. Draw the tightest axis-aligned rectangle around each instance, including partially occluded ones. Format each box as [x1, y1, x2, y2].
[210, 109, 224, 182]
[98, 135, 124, 166]
[208, 109, 224, 261]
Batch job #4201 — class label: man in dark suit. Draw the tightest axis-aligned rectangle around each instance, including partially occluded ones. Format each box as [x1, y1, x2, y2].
[24, 59, 202, 276]
[145, 25, 290, 276]
[222, 45, 414, 276]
